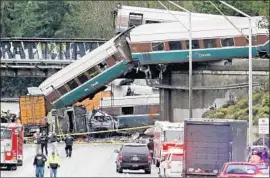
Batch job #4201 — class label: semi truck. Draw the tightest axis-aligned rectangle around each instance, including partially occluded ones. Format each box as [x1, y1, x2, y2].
[182, 118, 248, 177]
[19, 95, 51, 136]
[19, 94, 88, 137]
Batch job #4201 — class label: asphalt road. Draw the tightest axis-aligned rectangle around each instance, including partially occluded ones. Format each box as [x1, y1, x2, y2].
[1, 143, 159, 177]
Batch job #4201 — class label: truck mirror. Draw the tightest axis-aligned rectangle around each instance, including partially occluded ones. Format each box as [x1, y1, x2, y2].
[114, 149, 119, 153]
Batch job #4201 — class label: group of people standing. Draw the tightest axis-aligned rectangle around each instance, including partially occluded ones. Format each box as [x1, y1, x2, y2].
[33, 130, 74, 177]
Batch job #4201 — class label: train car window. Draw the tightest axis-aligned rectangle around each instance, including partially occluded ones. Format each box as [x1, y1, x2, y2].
[112, 55, 118, 62]
[128, 13, 143, 27]
[48, 91, 59, 103]
[152, 42, 164, 51]
[221, 38, 234, 47]
[203, 39, 217, 48]
[185, 40, 200, 49]
[68, 79, 79, 90]
[114, 52, 124, 61]
[57, 85, 68, 95]
[169, 41, 182, 50]
[87, 67, 100, 78]
[98, 61, 108, 71]
[146, 20, 161, 24]
[77, 74, 89, 84]
[122, 107, 134, 115]
[245, 36, 257, 44]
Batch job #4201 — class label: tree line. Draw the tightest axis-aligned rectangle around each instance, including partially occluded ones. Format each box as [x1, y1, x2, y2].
[1, 1, 269, 39]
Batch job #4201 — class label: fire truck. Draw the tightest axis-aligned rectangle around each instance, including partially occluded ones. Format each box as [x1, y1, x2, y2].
[153, 121, 184, 167]
[0, 123, 24, 170]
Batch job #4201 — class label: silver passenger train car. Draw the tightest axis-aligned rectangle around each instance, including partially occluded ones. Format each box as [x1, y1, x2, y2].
[38, 29, 134, 109]
[113, 5, 247, 34]
[129, 17, 269, 65]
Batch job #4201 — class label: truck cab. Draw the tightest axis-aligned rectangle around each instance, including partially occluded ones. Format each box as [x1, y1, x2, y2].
[153, 121, 184, 167]
[0, 123, 24, 170]
[159, 148, 184, 177]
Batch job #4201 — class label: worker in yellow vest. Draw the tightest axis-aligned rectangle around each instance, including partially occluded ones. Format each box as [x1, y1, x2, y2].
[47, 151, 60, 177]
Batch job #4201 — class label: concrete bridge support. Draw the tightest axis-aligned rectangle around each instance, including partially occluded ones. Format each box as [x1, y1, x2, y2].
[158, 59, 269, 122]
[159, 72, 172, 122]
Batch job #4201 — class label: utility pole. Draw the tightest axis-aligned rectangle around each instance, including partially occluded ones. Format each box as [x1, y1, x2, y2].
[168, 1, 193, 118]
[218, 1, 253, 146]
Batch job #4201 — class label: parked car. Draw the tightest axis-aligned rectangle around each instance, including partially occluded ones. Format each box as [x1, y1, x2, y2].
[114, 143, 152, 174]
[218, 162, 264, 177]
[159, 148, 184, 177]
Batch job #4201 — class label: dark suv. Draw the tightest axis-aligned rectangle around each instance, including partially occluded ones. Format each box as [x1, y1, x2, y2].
[115, 143, 152, 174]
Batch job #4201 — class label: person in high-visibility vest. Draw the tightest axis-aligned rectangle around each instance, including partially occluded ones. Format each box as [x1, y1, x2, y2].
[47, 151, 60, 177]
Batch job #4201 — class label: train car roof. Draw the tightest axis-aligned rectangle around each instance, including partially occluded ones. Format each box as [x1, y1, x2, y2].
[119, 5, 242, 21]
[130, 16, 267, 43]
[38, 34, 121, 94]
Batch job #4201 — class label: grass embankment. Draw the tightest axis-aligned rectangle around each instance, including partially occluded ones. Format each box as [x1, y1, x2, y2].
[203, 91, 269, 126]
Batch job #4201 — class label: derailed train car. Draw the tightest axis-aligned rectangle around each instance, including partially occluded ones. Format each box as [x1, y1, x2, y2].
[38, 28, 135, 109]
[129, 17, 269, 65]
[51, 106, 88, 135]
[113, 5, 245, 34]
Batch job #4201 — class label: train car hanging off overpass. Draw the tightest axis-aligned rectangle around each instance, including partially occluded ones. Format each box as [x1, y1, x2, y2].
[38, 28, 135, 109]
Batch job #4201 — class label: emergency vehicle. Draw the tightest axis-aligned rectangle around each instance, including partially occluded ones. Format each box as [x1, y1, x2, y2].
[159, 148, 184, 177]
[153, 121, 184, 167]
[0, 123, 24, 170]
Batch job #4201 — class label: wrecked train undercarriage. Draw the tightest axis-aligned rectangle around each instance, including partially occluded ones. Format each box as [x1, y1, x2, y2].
[47, 106, 158, 140]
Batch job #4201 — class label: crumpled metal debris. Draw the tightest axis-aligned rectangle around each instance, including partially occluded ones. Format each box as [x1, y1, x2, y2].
[131, 132, 140, 140]
[144, 126, 154, 136]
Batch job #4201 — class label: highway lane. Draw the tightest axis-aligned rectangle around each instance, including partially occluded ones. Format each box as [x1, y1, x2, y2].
[1, 143, 159, 177]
